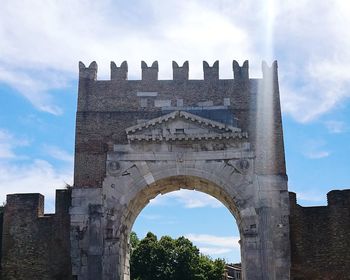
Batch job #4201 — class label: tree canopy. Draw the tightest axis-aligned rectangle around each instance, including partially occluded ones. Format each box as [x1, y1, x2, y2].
[130, 232, 225, 280]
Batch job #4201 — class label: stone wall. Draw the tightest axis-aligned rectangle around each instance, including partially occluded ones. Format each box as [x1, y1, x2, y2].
[289, 190, 350, 280]
[2, 189, 350, 279]
[1, 190, 72, 280]
[0, 206, 3, 280]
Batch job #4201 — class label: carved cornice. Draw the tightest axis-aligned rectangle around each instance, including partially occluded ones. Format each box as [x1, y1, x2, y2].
[126, 110, 248, 142]
[126, 111, 240, 133]
[127, 132, 248, 141]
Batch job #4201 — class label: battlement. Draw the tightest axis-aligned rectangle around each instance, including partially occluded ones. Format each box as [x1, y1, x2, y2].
[78, 60, 278, 81]
[1, 190, 72, 279]
[289, 189, 350, 279]
[76, 59, 282, 116]
[5, 193, 45, 218]
[289, 189, 350, 208]
[4, 189, 71, 218]
[327, 189, 350, 206]
[75, 59, 285, 186]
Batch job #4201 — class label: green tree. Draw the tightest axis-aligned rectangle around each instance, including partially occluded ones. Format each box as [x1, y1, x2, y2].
[130, 232, 159, 280]
[173, 236, 201, 280]
[157, 236, 176, 278]
[198, 255, 225, 280]
[130, 231, 139, 251]
[130, 231, 225, 280]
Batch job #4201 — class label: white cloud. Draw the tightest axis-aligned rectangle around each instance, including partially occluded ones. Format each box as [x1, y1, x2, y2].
[1, 0, 350, 121]
[0, 0, 253, 112]
[43, 144, 74, 162]
[186, 233, 240, 257]
[303, 140, 330, 159]
[0, 128, 73, 211]
[275, 1, 350, 122]
[280, 83, 346, 123]
[305, 151, 330, 159]
[186, 234, 240, 248]
[0, 129, 29, 159]
[150, 189, 223, 209]
[139, 214, 162, 220]
[296, 191, 326, 204]
[324, 121, 347, 134]
[0, 130, 15, 159]
[199, 247, 233, 255]
[0, 159, 73, 211]
[0, 67, 64, 115]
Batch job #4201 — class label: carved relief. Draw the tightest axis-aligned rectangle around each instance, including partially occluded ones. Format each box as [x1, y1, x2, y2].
[125, 110, 248, 142]
[237, 159, 250, 173]
[107, 161, 121, 176]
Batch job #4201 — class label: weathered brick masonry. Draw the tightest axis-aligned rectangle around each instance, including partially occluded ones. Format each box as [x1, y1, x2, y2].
[74, 60, 285, 188]
[290, 190, 350, 280]
[0, 206, 3, 280]
[1, 191, 72, 280]
[1, 189, 349, 279]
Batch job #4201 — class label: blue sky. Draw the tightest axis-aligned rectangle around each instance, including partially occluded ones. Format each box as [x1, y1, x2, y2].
[1, 0, 350, 264]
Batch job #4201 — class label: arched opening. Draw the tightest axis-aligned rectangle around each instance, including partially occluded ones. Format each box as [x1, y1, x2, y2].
[131, 188, 242, 278]
[115, 175, 245, 280]
[71, 155, 290, 280]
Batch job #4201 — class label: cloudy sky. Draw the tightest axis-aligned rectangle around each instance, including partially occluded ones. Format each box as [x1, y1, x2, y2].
[1, 0, 350, 263]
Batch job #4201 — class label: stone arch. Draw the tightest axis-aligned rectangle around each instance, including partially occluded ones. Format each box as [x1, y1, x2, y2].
[100, 159, 259, 280]
[71, 153, 289, 280]
[118, 175, 245, 280]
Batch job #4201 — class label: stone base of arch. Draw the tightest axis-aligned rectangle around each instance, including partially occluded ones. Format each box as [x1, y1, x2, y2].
[70, 148, 290, 280]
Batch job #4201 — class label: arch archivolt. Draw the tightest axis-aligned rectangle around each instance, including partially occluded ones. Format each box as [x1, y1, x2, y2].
[101, 155, 259, 280]
[70, 146, 290, 280]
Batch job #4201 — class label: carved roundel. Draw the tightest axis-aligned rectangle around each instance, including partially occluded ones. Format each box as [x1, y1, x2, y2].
[237, 159, 250, 172]
[108, 161, 121, 175]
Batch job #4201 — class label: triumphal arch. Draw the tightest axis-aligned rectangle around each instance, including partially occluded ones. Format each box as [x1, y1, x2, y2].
[70, 60, 291, 280]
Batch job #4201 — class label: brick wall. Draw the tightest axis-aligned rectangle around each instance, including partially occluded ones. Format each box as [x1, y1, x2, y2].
[290, 190, 350, 280]
[0, 206, 3, 280]
[1, 190, 72, 280]
[74, 61, 286, 187]
[2, 189, 349, 279]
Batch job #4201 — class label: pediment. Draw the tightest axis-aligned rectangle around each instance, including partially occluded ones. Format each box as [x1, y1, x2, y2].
[126, 111, 248, 142]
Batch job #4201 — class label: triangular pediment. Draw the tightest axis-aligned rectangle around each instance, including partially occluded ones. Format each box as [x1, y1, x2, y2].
[126, 111, 248, 142]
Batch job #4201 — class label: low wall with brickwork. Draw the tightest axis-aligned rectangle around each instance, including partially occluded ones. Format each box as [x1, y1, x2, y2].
[1, 190, 72, 280]
[289, 190, 350, 280]
[1, 188, 350, 279]
[0, 206, 3, 280]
